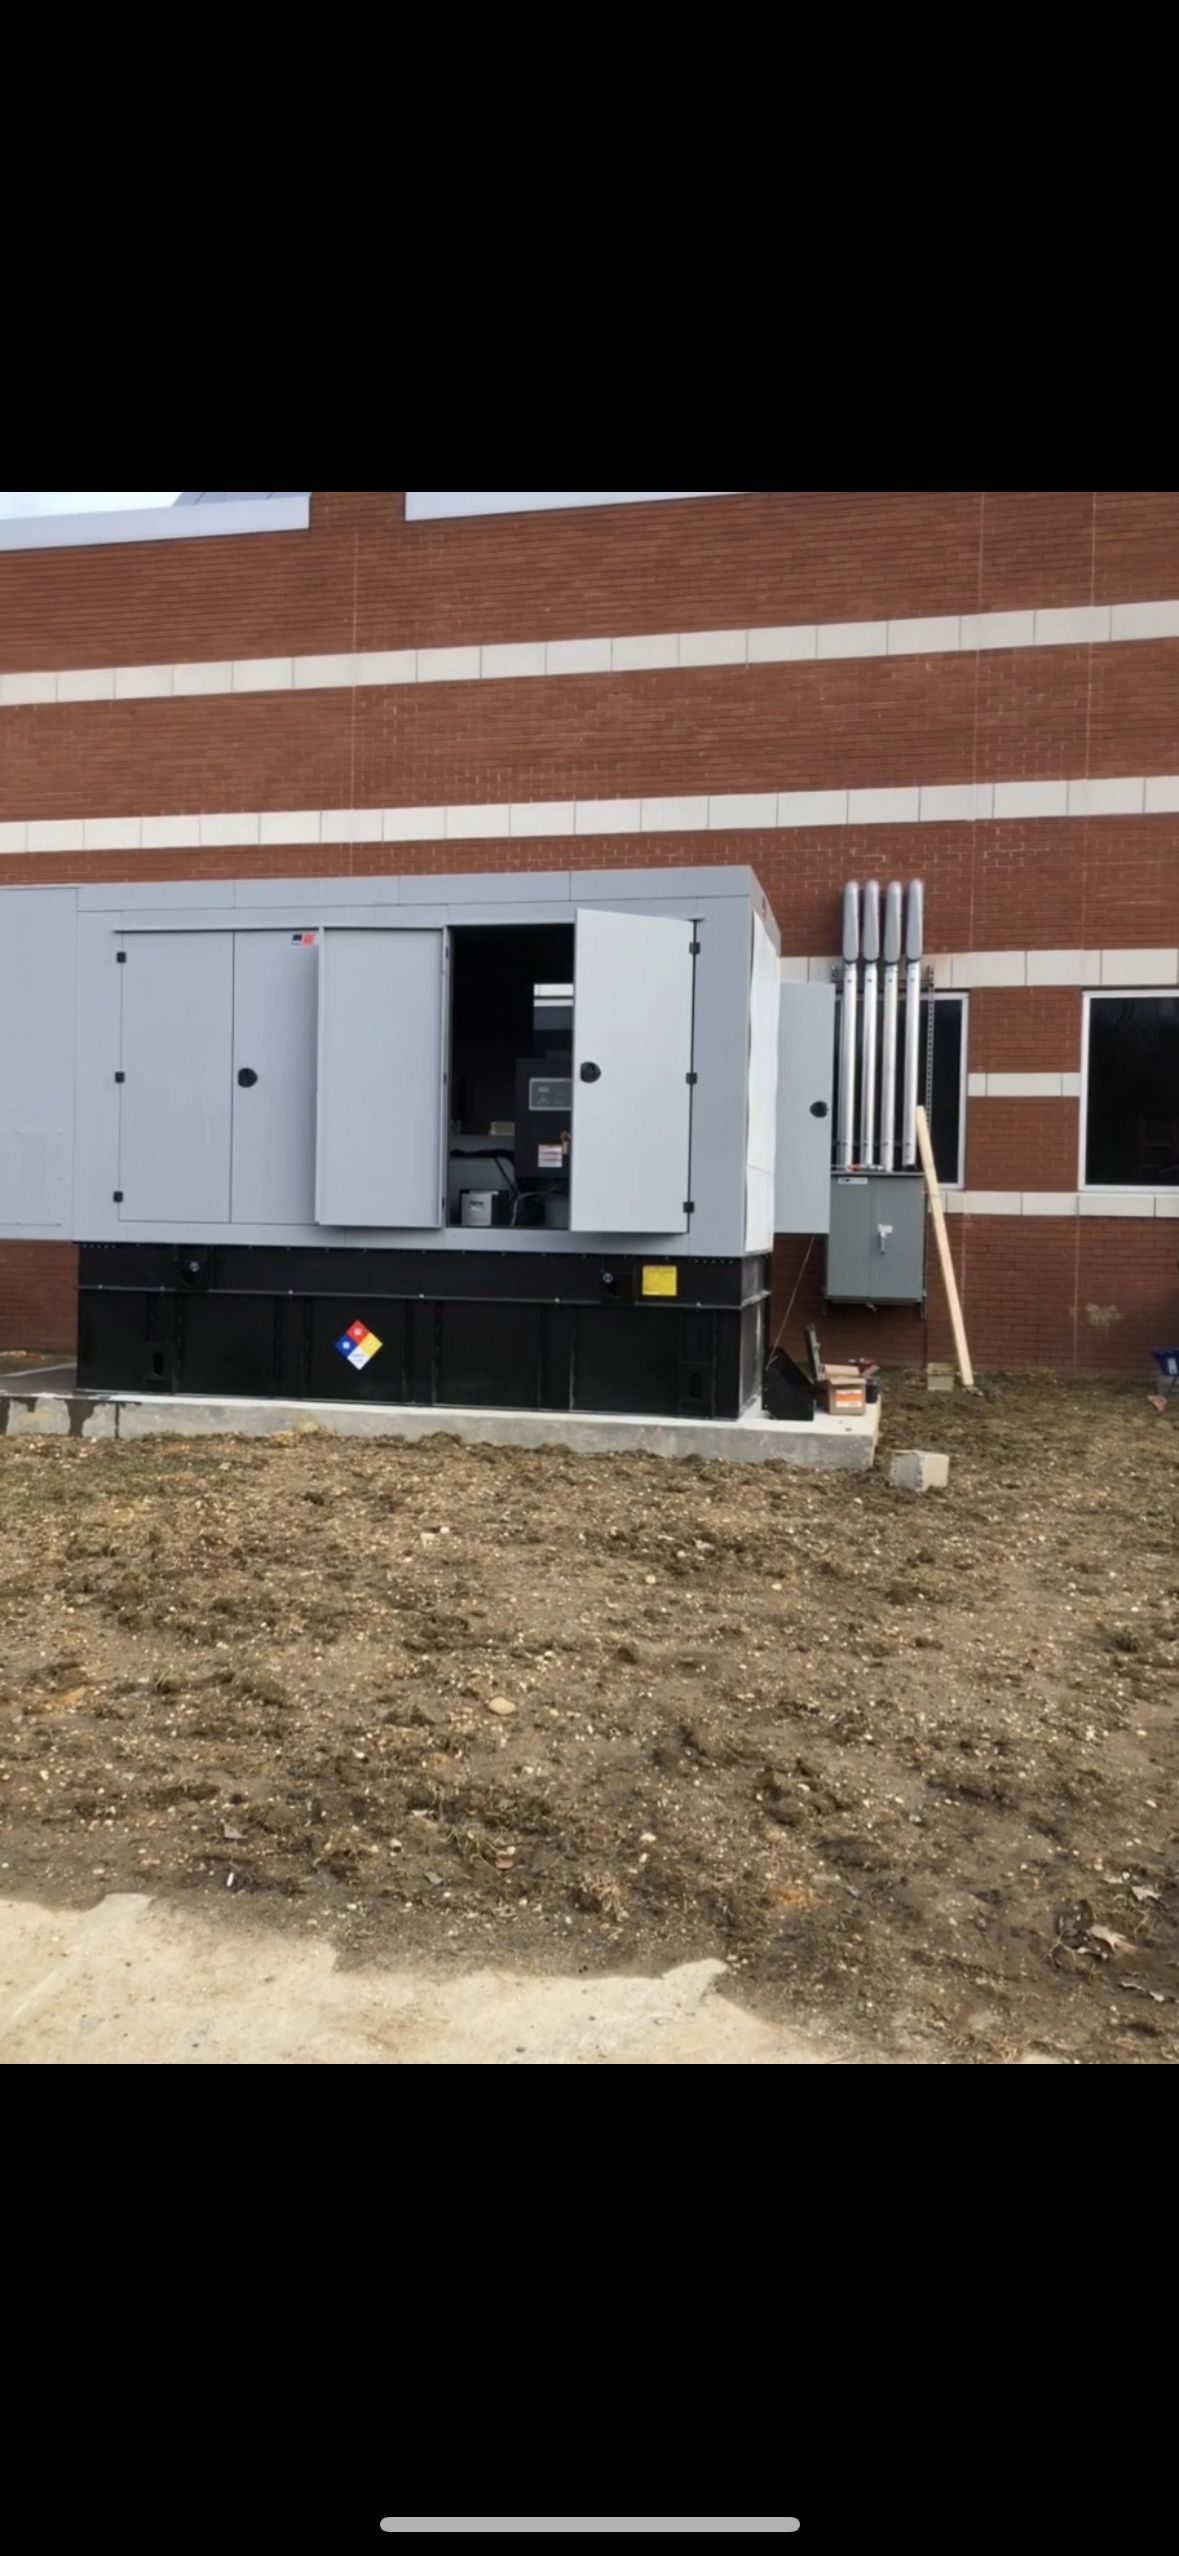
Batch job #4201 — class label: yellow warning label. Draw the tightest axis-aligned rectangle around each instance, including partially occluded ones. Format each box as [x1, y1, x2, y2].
[641, 1265, 678, 1299]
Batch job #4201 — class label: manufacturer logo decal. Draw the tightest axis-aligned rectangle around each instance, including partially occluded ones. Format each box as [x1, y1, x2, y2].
[335, 1320, 383, 1370]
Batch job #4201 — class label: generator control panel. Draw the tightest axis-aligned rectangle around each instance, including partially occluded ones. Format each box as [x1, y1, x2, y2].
[515, 1054, 573, 1181]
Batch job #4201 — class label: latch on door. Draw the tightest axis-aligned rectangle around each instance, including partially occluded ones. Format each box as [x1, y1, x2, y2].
[237, 1068, 259, 1088]
[876, 1222, 894, 1253]
[579, 1062, 601, 1083]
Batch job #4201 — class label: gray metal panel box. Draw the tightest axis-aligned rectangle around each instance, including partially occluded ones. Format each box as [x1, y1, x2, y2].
[826, 1173, 926, 1303]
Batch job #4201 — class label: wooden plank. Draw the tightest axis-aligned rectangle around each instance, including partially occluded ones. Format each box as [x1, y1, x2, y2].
[915, 1104, 975, 1391]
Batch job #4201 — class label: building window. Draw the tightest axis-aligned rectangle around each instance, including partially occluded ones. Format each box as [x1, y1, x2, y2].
[404, 492, 736, 522]
[0, 492, 309, 552]
[1083, 993, 1179, 1186]
[832, 989, 966, 1186]
[928, 993, 967, 1188]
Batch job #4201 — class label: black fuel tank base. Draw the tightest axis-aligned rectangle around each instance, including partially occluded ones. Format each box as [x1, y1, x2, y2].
[76, 1246, 770, 1423]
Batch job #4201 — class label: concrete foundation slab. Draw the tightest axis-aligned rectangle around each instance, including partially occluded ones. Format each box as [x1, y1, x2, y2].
[0, 1392, 116, 1440]
[0, 1384, 879, 1469]
[0, 1894, 841, 2065]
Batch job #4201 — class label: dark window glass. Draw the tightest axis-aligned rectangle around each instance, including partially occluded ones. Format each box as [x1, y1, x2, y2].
[832, 992, 964, 1183]
[929, 998, 964, 1186]
[1085, 996, 1179, 1185]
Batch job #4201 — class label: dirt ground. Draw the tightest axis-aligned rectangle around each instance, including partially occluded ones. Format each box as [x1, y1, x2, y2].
[1, 1372, 1177, 2064]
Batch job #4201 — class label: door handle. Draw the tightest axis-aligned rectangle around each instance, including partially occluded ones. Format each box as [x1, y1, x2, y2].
[579, 1062, 601, 1083]
[237, 1068, 259, 1088]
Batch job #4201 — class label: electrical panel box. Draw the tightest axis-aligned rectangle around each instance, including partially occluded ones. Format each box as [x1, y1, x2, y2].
[826, 1173, 926, 1304]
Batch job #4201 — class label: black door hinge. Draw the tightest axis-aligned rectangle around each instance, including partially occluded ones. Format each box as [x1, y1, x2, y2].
[116, 951, 127, 964]
[689, 939, 701, 955]
[113, 1190, 124, 1203]
[114, 1071, 125, 1084]
[685, 1071, 698, 1085]
[683, 1201, 695, 1215]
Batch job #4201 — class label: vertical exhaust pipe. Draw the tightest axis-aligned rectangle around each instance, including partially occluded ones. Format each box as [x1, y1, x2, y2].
[837, 881, 860, 1171]
[880, 880, 902, 1172]
[901, 878, 925, 1168]
[860, 880, 880, 1168]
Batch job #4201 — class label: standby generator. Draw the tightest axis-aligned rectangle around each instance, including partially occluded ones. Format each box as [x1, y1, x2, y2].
[0, 863, 930, 1419]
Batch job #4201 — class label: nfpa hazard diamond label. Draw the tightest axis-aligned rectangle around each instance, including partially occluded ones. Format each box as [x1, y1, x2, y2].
[334, 1320, 383, 1371]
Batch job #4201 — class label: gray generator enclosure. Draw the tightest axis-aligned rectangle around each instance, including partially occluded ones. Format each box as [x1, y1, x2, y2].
[0, 866, 835, 1416]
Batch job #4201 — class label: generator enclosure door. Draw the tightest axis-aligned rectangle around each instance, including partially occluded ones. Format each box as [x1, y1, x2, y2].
[118, 932, 235, 1224]
[231, 927, 319, 1224]
[0, 890, 77, 1239]
[316, 927, 447, 1228]
[570, 907, 695, 1234]
[775, 979, 835, 1235]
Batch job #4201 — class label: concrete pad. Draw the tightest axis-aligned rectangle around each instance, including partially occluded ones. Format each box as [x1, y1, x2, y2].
[0, 1388, 880, 1470]
[0, 1391, 115, 1440]
[0, 1894, 840, 2065]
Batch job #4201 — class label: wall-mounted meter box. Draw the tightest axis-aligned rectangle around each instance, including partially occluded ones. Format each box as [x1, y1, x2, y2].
[826, 1172, 926, 1304]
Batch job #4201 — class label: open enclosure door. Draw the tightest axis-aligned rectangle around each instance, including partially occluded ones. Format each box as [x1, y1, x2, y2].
[775, 979, 835, 1234]
[316, 930, 447, 1228]
[745, 914, 781, 1251]
[571, 908, 695, 1233]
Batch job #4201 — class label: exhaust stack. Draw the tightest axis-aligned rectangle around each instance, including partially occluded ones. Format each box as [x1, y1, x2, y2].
[837, 881, 860, 1171]
[860, 880, 881, 1168]
[901, 878, 925, 1167]
[880, 880, 902, 1172]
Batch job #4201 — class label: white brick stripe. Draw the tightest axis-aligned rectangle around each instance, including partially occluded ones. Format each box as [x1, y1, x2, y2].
[787, 953, 1178, 991]
[6, 788, 1179, 860]
[966, 1071, 1082, 1098]
[5, 593, 1179, 709]
[943, 1192, 1179, 1218]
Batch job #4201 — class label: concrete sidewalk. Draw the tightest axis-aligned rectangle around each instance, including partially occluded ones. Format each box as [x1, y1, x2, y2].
[0, 1893, 842, 2065]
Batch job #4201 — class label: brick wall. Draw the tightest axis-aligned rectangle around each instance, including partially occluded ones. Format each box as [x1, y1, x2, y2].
[773, 1218, 1179, 1377]
[2, 490, 1177, 1374]
[3, 650, 1179, 832]
[6, 491, 1179, 674]
[0, 1244, 76, 1353]
[969, 990, 1082, 1071]
[0, 823, 1174, 960]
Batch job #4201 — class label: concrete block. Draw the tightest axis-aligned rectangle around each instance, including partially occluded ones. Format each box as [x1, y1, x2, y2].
[889, 1448, 950, 1492]
[925, 1364, 955, 1393]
